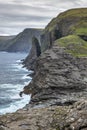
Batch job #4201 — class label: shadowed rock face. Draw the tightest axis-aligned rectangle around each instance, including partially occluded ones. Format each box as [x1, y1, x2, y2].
[79, 35, 87, 41]
[23, 37, 41, 71]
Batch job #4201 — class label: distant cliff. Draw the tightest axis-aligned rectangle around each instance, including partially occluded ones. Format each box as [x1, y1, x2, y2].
[0, 36, 15, 51]
[7, 28, 42, 52]
[0, 28, 42, 52]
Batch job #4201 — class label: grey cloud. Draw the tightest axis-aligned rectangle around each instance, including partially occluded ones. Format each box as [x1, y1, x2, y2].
[0, 0, 87, 35]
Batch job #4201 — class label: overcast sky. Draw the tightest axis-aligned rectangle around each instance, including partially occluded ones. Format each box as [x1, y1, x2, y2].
[0, 0, 87, 35]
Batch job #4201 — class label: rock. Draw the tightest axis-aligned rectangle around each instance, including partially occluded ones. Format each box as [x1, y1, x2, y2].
[23, 36, 41, 71]
[23, 45, 87, 107]
[0, 100, 87, 130]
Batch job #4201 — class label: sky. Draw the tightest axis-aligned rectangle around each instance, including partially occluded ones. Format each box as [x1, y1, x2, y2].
[0, 0, 87, 35]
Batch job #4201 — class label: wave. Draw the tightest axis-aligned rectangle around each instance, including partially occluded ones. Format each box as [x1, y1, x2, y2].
[21, 75, 32, 80]
[0, 83, 31, 115]
[0, 94, 31, 115]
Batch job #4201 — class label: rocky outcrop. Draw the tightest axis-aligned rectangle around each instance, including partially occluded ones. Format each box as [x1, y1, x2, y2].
[23, 45, 87, 107]
[0, 100, 87, 130]
[7, 28, 42, 52]
[23, 37, 41, 71]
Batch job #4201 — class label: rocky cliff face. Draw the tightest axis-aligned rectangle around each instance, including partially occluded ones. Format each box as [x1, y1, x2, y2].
[23, 45, 87, 107]
[7, 28, 42, 52]
[22, 7, 87, 111]
[23, 37, 41, 70]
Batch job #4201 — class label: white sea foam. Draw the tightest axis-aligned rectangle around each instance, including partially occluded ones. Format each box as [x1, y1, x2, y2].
[0, 83, 31, 115]
[22, 75, 32, 80]
[0, 94, 31, 115]
[0, 52, 32, 115]
[11, 63, 28, 72]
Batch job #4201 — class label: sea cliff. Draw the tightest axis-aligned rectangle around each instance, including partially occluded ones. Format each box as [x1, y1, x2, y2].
[0, 8, 87, 130]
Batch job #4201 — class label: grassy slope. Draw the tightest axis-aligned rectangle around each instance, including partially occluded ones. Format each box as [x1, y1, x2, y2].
[44, 8, 87, 57]
[45, 8, 87, 35]
[55, 35, 87, 57]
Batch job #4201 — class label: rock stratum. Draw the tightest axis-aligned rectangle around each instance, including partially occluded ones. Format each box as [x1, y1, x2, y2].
[0, 8, 87, 130]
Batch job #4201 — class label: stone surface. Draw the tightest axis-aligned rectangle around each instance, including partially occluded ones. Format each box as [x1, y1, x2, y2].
[23, 37, 41, 71]
[23, 45, 87, 107]
[0, 100, 87, 130]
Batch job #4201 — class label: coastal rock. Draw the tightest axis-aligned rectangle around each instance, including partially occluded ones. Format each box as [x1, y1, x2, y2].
[23, 45, 87, 107]
[23, 37, 41, 71]
[0, 100, 87, 130]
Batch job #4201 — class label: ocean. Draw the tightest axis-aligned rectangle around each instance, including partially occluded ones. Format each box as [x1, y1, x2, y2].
[0, 52, 31, 115]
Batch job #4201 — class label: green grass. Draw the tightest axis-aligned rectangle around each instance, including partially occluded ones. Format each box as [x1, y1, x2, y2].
[58, 8, 87, 19]
[70, 20, 87, 35]
[45, 8, 87, 32]
[55, 35, 87, 57]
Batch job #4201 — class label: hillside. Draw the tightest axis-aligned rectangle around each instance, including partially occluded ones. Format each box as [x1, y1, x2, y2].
[41, 8, 87, 52]
[0, 28, 42, 52]
[0, 36, 15, 51]
[7, 28, 42, 52]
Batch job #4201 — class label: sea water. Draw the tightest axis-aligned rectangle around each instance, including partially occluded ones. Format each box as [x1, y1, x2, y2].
[0, 52, 31, 115]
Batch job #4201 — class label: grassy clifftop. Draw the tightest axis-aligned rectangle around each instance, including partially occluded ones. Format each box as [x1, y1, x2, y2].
[41, 8, 87, 54]
[45, 8, 87, 34]
[55, 35, 87, 57]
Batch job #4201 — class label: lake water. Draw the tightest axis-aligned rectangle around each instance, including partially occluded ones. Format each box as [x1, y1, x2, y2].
[0, 52, 31, 115]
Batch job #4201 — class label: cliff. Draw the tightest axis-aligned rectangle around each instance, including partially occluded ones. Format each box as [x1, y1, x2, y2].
[0, 28, 42, 52]
[7, 28, 42, 52]
[23, 9, 87, 105]
[23, 37, 41, 70]
[0, 36, 15, 51]
[0, 8, 87, 130]
[41, 8, 87, 52]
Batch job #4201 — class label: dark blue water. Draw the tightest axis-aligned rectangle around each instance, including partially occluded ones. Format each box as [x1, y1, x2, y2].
[0, 52, 31, 114]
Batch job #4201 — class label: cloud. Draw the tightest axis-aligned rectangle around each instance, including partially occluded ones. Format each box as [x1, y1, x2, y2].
[0, 0, 87, 35]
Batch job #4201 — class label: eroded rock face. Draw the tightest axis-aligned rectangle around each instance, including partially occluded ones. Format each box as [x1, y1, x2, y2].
[23, 45, 87, 107]
[23, 37, 41, 71]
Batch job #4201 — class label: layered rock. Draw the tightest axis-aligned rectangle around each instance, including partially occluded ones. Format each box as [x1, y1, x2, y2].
[23, 45, 87, 107]
[23, 37, 41, 71]
[0, 100, 87, 130]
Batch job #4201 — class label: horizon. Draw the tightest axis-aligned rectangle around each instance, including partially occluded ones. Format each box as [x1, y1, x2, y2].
[0, 0, 87, 35]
